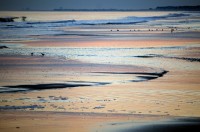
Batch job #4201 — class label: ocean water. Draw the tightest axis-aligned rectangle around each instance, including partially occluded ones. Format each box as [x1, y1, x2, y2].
[0, 11, 200, 67]
[0, 11, 200, 39]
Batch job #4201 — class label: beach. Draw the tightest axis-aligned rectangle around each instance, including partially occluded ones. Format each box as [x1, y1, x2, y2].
[0, 11, 200, 131]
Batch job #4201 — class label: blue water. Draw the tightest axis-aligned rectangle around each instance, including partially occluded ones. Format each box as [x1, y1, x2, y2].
[24, 13, 189, 25]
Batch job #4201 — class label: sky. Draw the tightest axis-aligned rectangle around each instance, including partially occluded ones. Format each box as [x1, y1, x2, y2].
[0, 0, 200, 10]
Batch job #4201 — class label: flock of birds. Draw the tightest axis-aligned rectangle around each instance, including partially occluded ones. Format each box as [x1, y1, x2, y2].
[111, 27, 178, 33]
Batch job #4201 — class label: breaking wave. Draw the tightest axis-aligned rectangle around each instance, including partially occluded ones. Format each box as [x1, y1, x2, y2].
[24, 13, 190, 26]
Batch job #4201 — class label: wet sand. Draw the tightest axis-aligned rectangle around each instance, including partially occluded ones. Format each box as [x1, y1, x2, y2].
[18, 38, 200, 48]
[0, 111, 199, 132]
[0, 20, 200, 131]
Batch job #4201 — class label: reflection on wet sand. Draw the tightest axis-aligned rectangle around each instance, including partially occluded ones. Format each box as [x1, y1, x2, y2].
[0, 11, 200, 132]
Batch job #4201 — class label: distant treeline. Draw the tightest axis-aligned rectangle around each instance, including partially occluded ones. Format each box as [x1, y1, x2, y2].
[53, 9, 142, 11]
[54, 5, 200, 11]
[154, 5, 200, 11]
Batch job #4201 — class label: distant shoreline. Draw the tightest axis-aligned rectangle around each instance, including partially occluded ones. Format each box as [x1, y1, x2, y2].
[0, 5, 200, 12]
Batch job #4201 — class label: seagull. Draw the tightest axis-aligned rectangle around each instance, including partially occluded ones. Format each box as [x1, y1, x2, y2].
[171, 28, 174, 33]
[41, 53, 45, 57]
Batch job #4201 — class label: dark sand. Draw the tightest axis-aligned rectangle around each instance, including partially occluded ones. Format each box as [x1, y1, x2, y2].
[99, 118, 200, 132]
